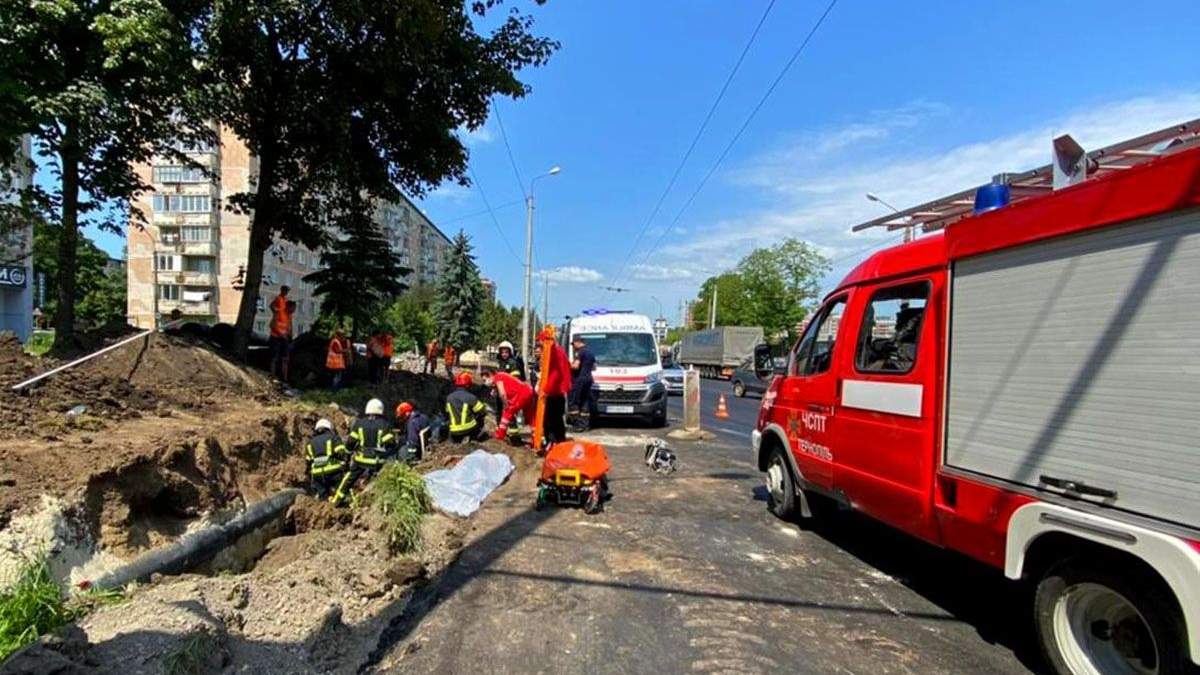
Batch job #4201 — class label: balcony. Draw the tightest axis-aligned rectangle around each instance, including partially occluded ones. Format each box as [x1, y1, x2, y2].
[157, 297, 216, 316]
[156, 239, 218, 257]
[153, 211, 213, 227]
[157, 269, 216, 285]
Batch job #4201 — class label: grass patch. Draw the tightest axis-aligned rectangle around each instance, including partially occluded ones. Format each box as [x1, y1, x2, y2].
[161, 630, 213, 675]
[365, 463, 433, 554]
[297, 384, 371, 411]
[0, 555, 74, 663]
[23, 331, 53, 357]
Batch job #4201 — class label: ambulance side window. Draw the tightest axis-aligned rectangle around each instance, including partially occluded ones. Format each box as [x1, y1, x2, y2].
[855, 281, 930, 374]
[793, 297, 847, 376]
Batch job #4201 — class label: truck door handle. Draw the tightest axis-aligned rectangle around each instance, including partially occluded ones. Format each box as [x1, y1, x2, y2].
[1039, 475, 1118, 500]
[806, 404, 832, 414]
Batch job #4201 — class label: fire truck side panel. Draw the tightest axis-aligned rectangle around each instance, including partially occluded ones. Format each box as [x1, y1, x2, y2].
[933, 472, 1036, 570]
[945, 208, 1200, 531]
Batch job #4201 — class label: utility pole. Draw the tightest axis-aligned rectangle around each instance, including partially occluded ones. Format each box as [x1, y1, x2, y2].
[520, 166, 561, 365]
[709, 285, 717, 329]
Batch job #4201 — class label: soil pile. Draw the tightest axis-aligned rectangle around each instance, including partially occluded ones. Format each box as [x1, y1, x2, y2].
[0, 333, 277, 441]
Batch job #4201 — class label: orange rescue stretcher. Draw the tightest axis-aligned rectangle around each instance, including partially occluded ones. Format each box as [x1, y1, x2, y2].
[536, 440, 611, 514]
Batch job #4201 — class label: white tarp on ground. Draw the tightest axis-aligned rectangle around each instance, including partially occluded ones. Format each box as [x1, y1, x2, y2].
[423, 450, 515, 518]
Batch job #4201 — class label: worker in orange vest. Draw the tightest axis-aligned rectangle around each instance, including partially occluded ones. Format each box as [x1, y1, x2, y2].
[326, 328, 349, 390]
[367, 331, 393, 383]
[425, 338, 440, 374]
[442, 343, 457, 378]
[269, 285, 293, 383]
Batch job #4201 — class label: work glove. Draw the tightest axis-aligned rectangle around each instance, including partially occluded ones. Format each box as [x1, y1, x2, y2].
[494, 425, 508, 441]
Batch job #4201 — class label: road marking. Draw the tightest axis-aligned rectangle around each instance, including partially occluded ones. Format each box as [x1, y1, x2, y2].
[713, 427, 745, 438]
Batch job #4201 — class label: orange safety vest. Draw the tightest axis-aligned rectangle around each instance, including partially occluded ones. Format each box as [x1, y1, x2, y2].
[326, 337, 346, 371]
[269, 295, 292, 338]
[381, 334, 394, 358]
[443, 345, 456, 366]
[427, 340, 439, 360]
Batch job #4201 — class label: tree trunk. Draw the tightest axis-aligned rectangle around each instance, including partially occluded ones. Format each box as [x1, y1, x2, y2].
[51, 125, 81, 353]
[231, 139, 279, 360]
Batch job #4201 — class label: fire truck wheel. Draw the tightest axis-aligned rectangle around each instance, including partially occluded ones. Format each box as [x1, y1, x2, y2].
[1034, 557, 1191, 675]
[765, 445, 796, 519]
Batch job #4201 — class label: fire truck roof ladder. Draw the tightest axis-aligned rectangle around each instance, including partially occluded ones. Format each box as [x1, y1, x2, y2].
[851, 118, 1200, 234]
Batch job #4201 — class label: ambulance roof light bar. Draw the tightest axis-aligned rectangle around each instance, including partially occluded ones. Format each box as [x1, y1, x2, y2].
[851, 118, 1200, 234]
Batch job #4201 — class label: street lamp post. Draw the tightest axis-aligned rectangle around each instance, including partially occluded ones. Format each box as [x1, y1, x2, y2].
[649, 295, 663, 318]
[521, 166, 561, 366]
[866, 192, 912, 243]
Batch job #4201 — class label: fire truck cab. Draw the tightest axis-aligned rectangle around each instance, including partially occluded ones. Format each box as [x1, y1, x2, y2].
[752, 122, 1200, 675]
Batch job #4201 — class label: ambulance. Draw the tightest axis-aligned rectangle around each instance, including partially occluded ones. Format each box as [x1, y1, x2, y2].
[751, 121, 1200, 675]
[562, 310, 668, 426]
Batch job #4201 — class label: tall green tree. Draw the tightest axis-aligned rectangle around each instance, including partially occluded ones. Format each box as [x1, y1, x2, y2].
[381, 286, 436, 354]
[304, 203, 410, 338]
[206, 0, 557, 357]
[32, 220, 126, 327]
[434, 231, 484, 349]
[479, 300, 522, 347]
[0, 0, 211, 350]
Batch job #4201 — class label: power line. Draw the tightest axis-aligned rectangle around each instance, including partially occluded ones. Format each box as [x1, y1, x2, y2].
[438, 198, 523, 225]
[468, 165, 522, 266]
[629, 0, 840, 276]
[610, 0, 779, 289]
[828, 232, 904, 267]
[491, 101, 527, 198]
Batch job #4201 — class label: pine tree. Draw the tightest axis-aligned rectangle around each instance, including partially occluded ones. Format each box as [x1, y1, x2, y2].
[304, 205, 411, 337]
[434, 231, 484, 349]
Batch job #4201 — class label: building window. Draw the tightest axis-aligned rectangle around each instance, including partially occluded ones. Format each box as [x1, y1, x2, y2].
[184, 256, 214, 273]
[156, 253, 179, 271]
[171, 139, 214, 154]
[181, 226, 211, 242]
[152, 166, 207, 183]
[158, 284, 180, 300]
[160, 228, 180, 244]
[152, 194, 211, 213]
[297, 250, 307, 265]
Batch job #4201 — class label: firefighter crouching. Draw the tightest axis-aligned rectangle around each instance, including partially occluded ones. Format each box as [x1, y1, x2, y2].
[446, 372, 488, 442]
[305, 418, 347, 500]
[331, 398, 398, 506]
[483, 367, 534, 444]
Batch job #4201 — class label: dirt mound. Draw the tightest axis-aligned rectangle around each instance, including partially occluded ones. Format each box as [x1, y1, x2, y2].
[0, 333, 277, 441]
[287, 495, 354, 534]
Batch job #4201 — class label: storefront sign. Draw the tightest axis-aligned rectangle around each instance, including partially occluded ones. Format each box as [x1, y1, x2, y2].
[0, 266, 27, 287]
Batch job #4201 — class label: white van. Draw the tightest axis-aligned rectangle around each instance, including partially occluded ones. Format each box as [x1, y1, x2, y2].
[562, 310, 667, 426]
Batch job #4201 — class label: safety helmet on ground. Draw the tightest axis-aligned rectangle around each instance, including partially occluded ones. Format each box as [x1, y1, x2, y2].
[455, 372, 473, 387]
[395, 401, 414, 419]
[365, 398, 384, 416]
[315, 418, 333, 433]
[497, 340, 514, 352]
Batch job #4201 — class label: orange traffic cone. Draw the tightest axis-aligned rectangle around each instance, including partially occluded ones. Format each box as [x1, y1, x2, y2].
[715, 394, 730, 419]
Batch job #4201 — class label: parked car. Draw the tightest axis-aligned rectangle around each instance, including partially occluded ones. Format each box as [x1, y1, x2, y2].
[661, 359, 685, 395]
[730, 357, 785, 397]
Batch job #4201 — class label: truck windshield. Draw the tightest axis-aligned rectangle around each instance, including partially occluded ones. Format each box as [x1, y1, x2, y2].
[576, 333, 658, 367]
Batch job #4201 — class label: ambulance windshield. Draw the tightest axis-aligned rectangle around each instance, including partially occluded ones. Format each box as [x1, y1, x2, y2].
[576, 333, 658, 367]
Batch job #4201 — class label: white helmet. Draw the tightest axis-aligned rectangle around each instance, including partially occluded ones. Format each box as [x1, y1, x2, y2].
[498, 341, 514, 352]
[315, 418, 333, 432]
[365, 398, 384, 416]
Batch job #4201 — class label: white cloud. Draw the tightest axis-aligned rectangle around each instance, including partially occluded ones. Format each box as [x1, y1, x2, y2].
[543, 266, 603, 284]
[662, 91, 1200, 288]
[629, 264, 693, 281]
[459, 124, 495, 147]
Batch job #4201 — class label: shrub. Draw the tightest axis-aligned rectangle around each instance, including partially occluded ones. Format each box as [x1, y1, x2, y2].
[366, 463, 432, 553]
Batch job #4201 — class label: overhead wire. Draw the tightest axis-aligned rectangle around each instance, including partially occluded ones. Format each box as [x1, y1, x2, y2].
[468, 165, 523, 266]
[492, 101, 527, 199]
[438, 198, 523, 225]
[627, 0, 841, 279]
[609, 0, 779, 290]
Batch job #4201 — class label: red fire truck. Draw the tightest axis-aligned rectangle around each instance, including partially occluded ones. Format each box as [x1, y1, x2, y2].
[751, 120, 1200, 675]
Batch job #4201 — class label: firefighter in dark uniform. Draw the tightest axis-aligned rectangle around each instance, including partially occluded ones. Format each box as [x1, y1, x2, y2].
[446, 372, 488, 442]
[305, 418, 347, 500]
[495, 340, 526, 380]
[331, 398, 397, 506]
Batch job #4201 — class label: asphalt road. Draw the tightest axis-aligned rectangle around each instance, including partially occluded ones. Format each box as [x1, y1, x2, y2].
[368, 380, 1045, 674]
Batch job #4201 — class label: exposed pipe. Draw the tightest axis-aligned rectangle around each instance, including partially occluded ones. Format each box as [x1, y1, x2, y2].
[86, 488, 303, 591]
[10, 329, 154, 391]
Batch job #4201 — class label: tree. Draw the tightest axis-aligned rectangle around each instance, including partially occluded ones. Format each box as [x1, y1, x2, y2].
[434, 231, 484, 349]
[692, 238, 830, 343]
[206, 0, 557, 357]
[304, 205, 410, 337]
[0, 0, 212, 351]
[479, 300, 522, 348]
[381, 286, 436, 354]
[32, 220, 126, 328]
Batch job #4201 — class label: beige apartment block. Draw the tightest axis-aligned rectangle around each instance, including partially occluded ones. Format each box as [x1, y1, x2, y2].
[127, 128, 450, 337]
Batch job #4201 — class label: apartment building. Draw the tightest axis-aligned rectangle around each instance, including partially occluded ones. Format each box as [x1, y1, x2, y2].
[127, 129, 451, 336]
[0, 136, 33, 341]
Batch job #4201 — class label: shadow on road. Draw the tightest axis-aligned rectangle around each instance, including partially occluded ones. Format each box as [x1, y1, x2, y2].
[806, 510, 1049, 674]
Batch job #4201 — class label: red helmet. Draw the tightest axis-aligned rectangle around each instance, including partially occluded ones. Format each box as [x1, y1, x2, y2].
[395, 401, 414, 419]
[454, 372, 473, 387]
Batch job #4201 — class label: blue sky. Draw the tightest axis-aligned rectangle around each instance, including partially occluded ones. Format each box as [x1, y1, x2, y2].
[86, 0, 1200, 324]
